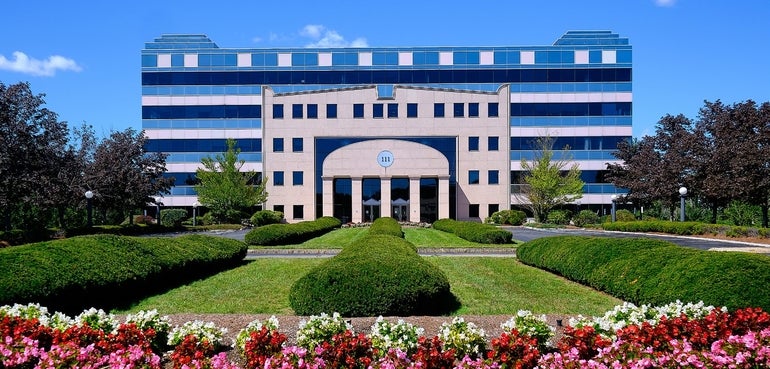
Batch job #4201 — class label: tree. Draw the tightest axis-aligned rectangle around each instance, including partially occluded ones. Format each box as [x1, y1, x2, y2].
[516, 135, 584, 222]
[0, 82, 70, 231]
[87, 128, 173, 224]
[195, 138, 267, 223]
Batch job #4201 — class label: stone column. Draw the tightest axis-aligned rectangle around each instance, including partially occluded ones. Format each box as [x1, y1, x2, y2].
[438, 175, 450, 220]
[381, 176, 392, 219]
[322, 176, 334, 217]
[351, 177, 363, 223]
[409, 176, 421, 223]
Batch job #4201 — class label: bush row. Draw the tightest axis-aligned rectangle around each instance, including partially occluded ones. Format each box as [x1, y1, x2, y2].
[516, 235, 770, 311]
[485, 210, 527, 225]
[432, 218, 513, 244]
[0, 234, 247, 314]
[244, 216, 342, 246]
[602, 220, 770, 238]
[249, 209, 284, 226]
[289, 232, 456, 316]
[368, 217, 404, 238]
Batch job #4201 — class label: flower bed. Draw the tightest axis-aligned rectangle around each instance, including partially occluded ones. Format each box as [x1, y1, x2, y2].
[2, 301, 770, 368]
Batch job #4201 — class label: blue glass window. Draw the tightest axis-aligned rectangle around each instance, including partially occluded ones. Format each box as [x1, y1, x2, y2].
[327, 104, 337, 118]
[145, 138, 262, 152]
[413, 51, 439, 65]
[468, 137, 479, 151]
[373, 103, 383, 118]
[510, 136, 629, 150]
[142, 105, 262, 119]
[292, 104, 303, 119]
[434, 103, 445, 118]
[332, 52, 358, 66]
[273, 104, 284, 119]
[293, 171, 303, 185]
[589, 50, 602, 63]
[141, 55, 157, 67]
[387, 103, 398, 118]
[488, 102, 499, 117]
[307, 104, 318, 119]
[171, 54, 184, 67]
[488, 170, 499, 185]
[292, 137, 303, 152]
[453, 51, 479, 65]
[509, 102, 632, 116]
[292, 53, 318, 66]
[273, 171, 284, 186]
[468, 103, 479, 117]
[373, 52, 399, 65]
[454, 103, 464, 117]
[488, 136, 499, 151]
[407, 103, 418, 118]
[617, 50, 632, 63]
[469, 170, 479, 185]
[273, 138, 284, 152]
[353, 104, 364, 118]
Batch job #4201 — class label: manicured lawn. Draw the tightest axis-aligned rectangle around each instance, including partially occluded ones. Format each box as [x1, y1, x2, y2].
[251, 227, 516, 249]
[115, 257, 619, 316]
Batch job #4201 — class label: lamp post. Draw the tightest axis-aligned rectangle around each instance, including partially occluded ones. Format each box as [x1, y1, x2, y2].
[192, 201, 199, 227]
[85, 190, 94, 227]
[679, 187, 687, 222]
[154, 196, 162, 226]
[611, 194, 617, 222]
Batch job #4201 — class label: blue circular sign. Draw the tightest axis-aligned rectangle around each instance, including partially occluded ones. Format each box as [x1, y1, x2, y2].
[377, 150, 394, 167]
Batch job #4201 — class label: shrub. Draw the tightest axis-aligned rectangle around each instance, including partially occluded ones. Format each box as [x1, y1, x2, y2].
[250, 210, 284, 227]
[615, 209, 636, 222]
[546, 210, 572, 225]
[289, 234, 457, 316]
[368, 217, 404, 238]
[295, 312, 353, 350]
[517, 235, 770, 311]
[160, 209, 188, 228]
[486, 210, 527, 225]
[432, 218, 513, 244]
[245, 216, 341, 246]
[437, 316, 487, 359]
[0, 234, 247, 314]
[572, 210, 600, 227]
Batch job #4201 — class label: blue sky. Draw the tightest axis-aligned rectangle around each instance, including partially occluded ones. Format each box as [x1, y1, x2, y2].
[2, 0, 768, 138]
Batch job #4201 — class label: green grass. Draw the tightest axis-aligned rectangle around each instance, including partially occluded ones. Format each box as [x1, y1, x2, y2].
[250, 227, 516, 249]
[114, 257, 619, 316]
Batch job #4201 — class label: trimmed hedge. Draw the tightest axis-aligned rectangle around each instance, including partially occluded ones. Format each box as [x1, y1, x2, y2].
[0, 234, 247, 314]
[486, 210, 527, 226]
[250, 209, 284, 226]
[602, 220, 770, 238]
[368, 217, 404, 238]
[432, 218, 513, 244]
[517, 235, 770, 311]
[244, 216, 341, 246]
[289, 234, 457, 316]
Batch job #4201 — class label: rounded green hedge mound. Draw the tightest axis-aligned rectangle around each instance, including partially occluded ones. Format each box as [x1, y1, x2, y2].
[289, 234, 457, 316]
[245, 216, 341, 246]
[368, 217, 404, 238]
[433, 218, 512, 244]
[517, 235, 770, 311]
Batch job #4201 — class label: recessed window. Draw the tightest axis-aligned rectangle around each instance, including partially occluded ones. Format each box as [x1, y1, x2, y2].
[488, 170, 499, 185]
[273, 205, 284, 213]
[434, 103, 445, 118]
[387, 103, 398, 118]
[292, 104, 303, 119]
[454, 103, 464, 117]
[307, 104, 318, 119]
[488, 204, 499, 216]
[469, 103, 479, 117]
[292, 171, 303, 185]
[469, 170, 479, 185]
[488, 102, 499, 117]
[353, 104, 364, 118]
[273, 171, 284, 186]
[407, 103, 418, 118]
[273, 138, 284, 152]
[273, 104, 284, 119]
[293, 205, 304, 219]
[326, 104, 337, 118]
[373, 103, 384, 118]
[468, 136, 479, 151]
[469, 204, 480, 218]
[292, 137, 303, 152]
[488, 136, 499, 151]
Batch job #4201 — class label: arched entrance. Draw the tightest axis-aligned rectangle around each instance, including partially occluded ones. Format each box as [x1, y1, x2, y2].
[322, 139, 450, 223]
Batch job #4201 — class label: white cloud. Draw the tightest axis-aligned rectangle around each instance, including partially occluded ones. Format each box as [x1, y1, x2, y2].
[300, 24, 368, 48]
[654, 0, 676, 7]
[0, 51, 82, 76]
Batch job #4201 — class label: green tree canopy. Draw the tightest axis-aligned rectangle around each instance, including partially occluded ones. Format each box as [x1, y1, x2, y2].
[195, 138, 267, 223]
[517, 135, 584, 222]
